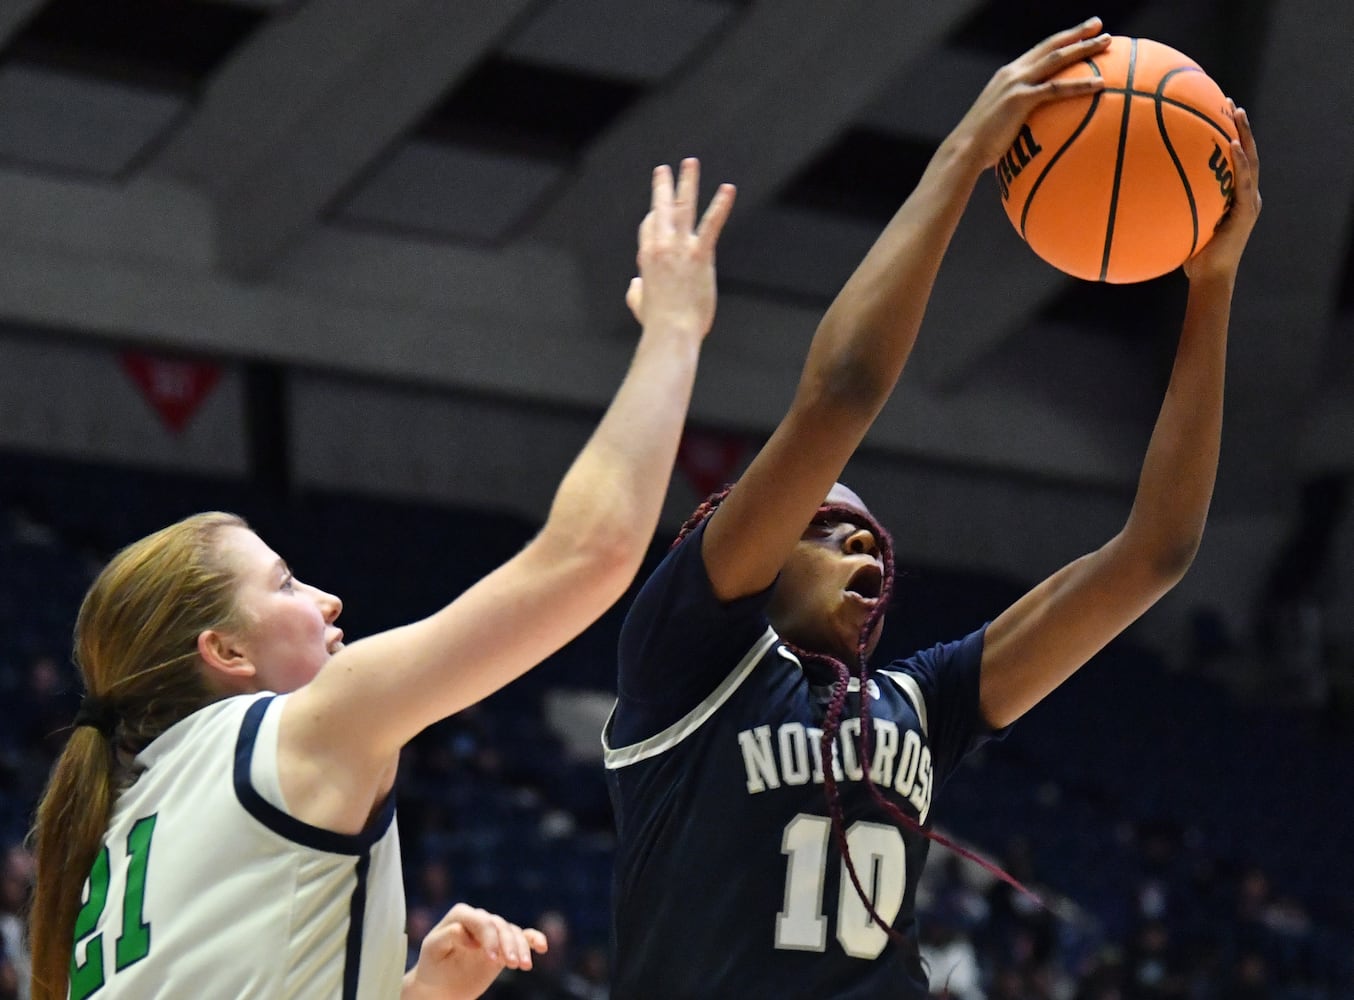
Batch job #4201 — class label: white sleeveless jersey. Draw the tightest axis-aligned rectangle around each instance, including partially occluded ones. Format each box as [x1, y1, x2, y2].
[69, 692, 406, 1000]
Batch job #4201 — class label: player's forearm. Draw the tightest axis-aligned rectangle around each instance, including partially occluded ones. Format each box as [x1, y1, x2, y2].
[1123, 271, 1234, 575]
[803, 135, 986, 410]
[541, 324, 703, 570]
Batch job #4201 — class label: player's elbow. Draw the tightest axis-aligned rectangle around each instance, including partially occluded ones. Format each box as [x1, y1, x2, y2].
[537, 517, 645, 603]
[1128, 529, 1202, 589]
[1122, 508, 1207, 586]
[591, 527, 649, 592]
[801, 344, 895, 420]
[1154, 534, 1202, 584]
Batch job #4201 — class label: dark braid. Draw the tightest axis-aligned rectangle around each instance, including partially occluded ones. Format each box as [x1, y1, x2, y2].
[672, 485, 733, 550]
[677, 486, 1041, 949]
[815, 503, 1040, 941]
[810, 501, 912, 946]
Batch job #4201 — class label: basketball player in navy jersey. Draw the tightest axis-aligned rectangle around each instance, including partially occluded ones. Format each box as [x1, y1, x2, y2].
[604, 18, 1261, 998]
[26, 160, 736, 1000]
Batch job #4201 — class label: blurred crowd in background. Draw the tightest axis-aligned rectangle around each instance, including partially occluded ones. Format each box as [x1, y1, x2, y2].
[1, 453, 1351, 999]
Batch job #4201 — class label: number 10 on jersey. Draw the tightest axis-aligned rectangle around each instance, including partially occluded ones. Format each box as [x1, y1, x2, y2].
[775, 813, 906, 960]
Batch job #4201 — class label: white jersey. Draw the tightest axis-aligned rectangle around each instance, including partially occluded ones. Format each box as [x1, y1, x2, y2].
[69, 692, 406, 1000]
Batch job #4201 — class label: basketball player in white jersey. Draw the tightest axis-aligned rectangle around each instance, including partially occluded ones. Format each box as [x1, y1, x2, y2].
[26, 160, 735, 1000]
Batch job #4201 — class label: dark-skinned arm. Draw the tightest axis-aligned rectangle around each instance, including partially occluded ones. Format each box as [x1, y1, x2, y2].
[980, 105, 1262, 728]
[700, 19, 1114, 602]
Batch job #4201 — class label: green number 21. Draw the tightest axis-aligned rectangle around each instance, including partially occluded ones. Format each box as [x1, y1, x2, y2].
[70, 814, 157, 1000]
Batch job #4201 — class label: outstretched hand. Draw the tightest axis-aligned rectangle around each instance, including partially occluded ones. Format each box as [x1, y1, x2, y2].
[1184, 102, 1261, 281]
[402, 903, 548, 1000]
[950, 17, 1111, 170]
[624, 158, 736, 339]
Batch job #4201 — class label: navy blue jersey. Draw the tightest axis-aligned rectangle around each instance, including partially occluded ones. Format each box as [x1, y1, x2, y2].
[605, 522, 1001, 999]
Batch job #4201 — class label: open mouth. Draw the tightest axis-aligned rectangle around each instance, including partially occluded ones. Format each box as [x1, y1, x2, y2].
[844, 564, 883, 603]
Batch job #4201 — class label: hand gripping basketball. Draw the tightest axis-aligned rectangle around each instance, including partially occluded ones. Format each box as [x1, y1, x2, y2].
[951, 17, 1113, 173]
[996, 35, 1246, 282]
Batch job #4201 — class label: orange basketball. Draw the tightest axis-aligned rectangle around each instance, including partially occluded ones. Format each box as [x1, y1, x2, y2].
[996, 36, 1239, 283]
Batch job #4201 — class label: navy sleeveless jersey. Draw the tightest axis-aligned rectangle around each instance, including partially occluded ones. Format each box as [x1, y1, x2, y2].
[604, 522, 1002, 999]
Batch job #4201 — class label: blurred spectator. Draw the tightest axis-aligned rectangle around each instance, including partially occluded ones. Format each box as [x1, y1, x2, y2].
[1123, 921, 1185, 999]
[410, 858, 456, 915]
[404, 904, 439, 971]
[0, 845, 33, 1000]
[987, 964, 1053, 1000]
[982, 839, 1057, 968]
[920, 904, 984, 1000]
[534, 909, 571, 981]
[486, 909, 577, 1000]
[928, 855, 991, 931]
[3, 458, 1354, 999]
[1072, 951, 1124, 1000]
[565, 946, 609, 1000]
[1, 944, 17, 1000]
[1219, 953, 1269, 1000]
[1231, 864, 1274, 958]
[16, 656, 76, 762]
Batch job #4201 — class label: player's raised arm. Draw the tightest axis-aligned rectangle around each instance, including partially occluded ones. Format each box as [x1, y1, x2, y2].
[979, 105, 1261, 729]
[700, 18, 1112, 603]
[272, 160, 735, 825]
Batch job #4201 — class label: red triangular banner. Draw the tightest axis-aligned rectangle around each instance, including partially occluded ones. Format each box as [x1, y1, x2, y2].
[120, 352, 223, 434]
[677, 428, 748, 499]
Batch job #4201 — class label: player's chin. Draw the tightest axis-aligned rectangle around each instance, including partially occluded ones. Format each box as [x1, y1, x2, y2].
[832, 605, 881, 659]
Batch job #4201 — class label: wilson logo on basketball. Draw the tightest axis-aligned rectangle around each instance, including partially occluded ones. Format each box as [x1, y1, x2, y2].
[1208, 143, 1235, 199]
[996, 123, 1044, 201]
[995, 36, 1238, 282]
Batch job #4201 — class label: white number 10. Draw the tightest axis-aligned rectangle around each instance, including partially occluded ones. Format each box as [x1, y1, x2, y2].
[774, 813, 906, 960]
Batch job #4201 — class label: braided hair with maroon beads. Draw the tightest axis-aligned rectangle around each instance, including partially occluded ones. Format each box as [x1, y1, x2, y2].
[674, 486, 1038, 948]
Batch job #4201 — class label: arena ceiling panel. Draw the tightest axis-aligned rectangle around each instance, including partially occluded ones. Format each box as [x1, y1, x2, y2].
[0, 0, 1349, 513]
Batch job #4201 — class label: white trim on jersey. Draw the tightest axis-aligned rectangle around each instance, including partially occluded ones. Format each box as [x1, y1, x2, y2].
[876, 669, 929, 738]
[602, 626, 779, 769]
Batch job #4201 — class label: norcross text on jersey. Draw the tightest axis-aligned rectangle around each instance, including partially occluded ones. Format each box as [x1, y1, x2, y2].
[736, 717, 935, 825]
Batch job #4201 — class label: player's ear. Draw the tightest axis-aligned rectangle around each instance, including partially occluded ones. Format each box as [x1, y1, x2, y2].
[197, 629, 257, 684]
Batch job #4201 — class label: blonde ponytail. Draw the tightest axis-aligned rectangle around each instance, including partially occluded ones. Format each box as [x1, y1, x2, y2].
[27, 512, 247, 1000]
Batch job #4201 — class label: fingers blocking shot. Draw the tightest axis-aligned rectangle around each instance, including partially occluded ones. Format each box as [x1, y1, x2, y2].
[628, 158, 736, 334]
[646, 158, 737, 243]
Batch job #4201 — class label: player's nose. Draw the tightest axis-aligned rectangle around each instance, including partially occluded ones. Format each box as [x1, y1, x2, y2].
[313, 586, 343, 624]
[844, 527, 878, 558]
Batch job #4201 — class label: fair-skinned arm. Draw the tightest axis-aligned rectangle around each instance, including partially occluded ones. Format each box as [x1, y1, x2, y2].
[278, 160, 736, 833]
[979, 106, 1262, 729]
[696, 19, 1113, 602]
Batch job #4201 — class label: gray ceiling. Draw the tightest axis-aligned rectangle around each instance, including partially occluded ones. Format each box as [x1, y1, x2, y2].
[0, 0, 1351, 518]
